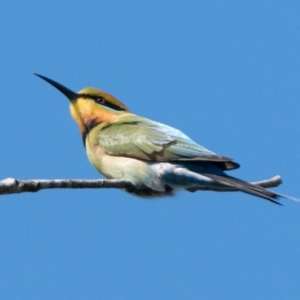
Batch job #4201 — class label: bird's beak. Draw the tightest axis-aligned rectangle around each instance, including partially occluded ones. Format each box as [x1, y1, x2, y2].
[34, 73, 78, 101]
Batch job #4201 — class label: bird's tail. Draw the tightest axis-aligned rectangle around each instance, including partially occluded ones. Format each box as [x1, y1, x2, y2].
[201, 173, 283, 205]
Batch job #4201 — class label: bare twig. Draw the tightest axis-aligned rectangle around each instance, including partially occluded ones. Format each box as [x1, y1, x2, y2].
[251, 175, 282, 188]
[0, 175, 282, 195]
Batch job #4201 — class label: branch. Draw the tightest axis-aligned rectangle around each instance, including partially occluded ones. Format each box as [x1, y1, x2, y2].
[0, 175, 282, 195]
[251, 175, 282, 188]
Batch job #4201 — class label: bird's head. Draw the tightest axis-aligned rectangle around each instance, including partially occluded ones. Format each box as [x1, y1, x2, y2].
[35, 74, 129, 136]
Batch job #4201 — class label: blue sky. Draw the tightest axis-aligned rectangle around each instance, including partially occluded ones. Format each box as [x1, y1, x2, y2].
[1, 1, 300, 299]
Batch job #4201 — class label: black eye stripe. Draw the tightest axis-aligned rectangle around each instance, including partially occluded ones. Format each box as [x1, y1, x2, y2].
[80, 94, 126, 111]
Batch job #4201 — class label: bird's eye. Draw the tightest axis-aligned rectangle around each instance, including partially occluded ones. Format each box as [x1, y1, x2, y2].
[95, 97, 105, 104]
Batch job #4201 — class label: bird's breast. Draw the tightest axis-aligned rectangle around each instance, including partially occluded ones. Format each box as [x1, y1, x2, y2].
[85, 140, 146, 180]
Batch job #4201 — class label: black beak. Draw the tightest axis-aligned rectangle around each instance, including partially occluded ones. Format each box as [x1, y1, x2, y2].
[34, 73, 78, 101]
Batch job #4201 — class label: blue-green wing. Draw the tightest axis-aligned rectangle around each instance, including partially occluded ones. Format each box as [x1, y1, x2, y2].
[98, 115, 239, 170]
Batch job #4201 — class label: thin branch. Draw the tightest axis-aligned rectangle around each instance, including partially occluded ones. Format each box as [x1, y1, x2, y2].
[251, 175, 282, 188]
[0, 175, 282, 195]
[215, 175, 282, 192]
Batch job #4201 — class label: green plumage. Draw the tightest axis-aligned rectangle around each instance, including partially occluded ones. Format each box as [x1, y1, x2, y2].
[93, 115, 239, 170]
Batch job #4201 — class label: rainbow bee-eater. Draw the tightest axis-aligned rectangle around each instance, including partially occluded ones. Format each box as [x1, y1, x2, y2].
[35, 74, 291, 205]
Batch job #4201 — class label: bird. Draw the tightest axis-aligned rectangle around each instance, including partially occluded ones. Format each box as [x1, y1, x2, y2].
[35, 74, 290, 205]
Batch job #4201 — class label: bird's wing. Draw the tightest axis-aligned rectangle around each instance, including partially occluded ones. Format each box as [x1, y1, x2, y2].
[97, 115, 239, 170]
